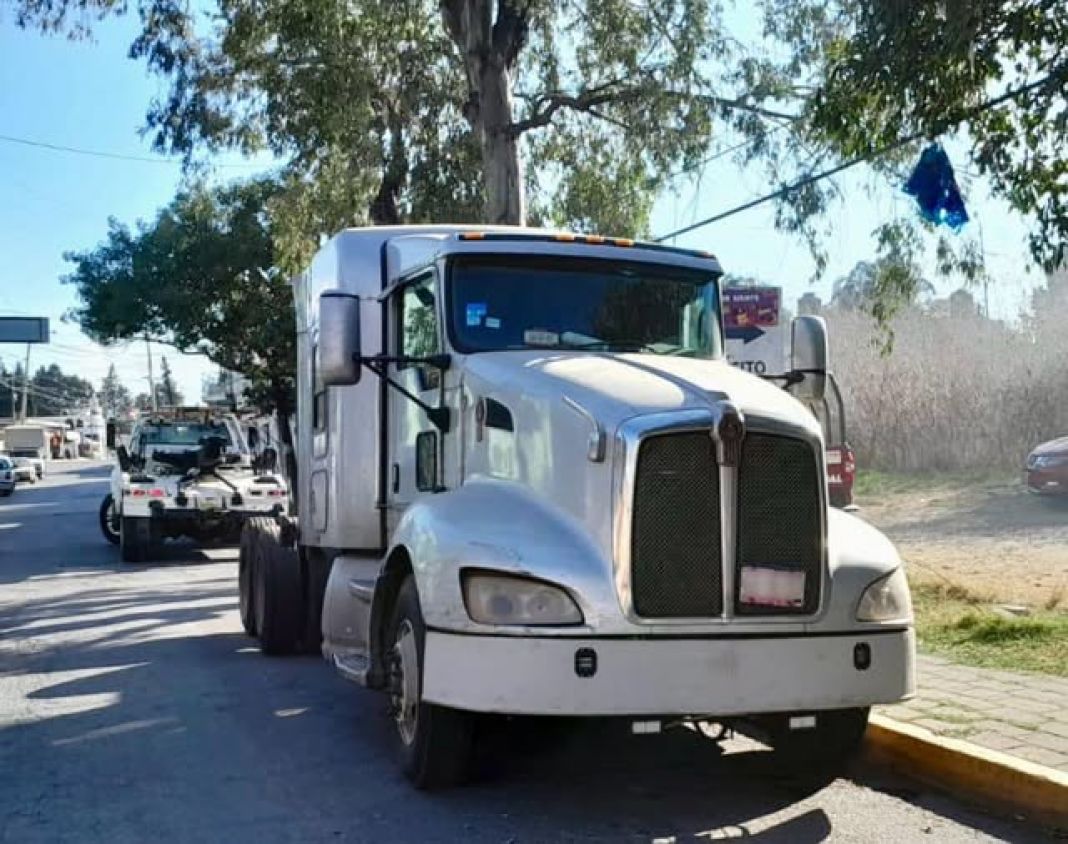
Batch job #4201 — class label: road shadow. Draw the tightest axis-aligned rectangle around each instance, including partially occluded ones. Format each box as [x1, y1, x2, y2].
[0, 605, 1047, 844]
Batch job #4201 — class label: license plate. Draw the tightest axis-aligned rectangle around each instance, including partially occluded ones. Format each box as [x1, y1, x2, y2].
[198, 496, 221, 511]
[739, 565, 806, 609]
[826, 450, 842, 465]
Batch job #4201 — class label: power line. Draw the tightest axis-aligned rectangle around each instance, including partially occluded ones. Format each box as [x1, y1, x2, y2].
[654, 73, 1057, 243]
[0, 132, 262, 169]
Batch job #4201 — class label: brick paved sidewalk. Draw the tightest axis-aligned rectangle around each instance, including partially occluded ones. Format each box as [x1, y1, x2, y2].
[878, 654, 1068, 772]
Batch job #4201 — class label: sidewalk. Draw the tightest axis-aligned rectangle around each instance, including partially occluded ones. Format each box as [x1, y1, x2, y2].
[878, 654, 1068, 773]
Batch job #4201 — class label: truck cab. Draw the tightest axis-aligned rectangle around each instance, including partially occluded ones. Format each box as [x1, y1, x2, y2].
[241, 226, 914, 787]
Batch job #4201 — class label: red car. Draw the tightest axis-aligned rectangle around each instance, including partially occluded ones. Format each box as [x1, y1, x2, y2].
[1026, 437, 1068, 495]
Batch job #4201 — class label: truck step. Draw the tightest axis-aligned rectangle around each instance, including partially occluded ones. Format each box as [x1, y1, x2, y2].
[333, 653, 371, 686]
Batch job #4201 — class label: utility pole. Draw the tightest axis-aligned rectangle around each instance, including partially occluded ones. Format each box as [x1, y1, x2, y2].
[145, 335, 157, 411]
[19, 343, 30, 422]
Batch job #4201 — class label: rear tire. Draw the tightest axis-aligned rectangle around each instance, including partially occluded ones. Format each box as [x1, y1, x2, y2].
[120, 516, 154, 563]
[99, 495, 121, 545]
[388, 577, 474, 789]
[252, 518, 304, 655]
[238, 523, 258, 636]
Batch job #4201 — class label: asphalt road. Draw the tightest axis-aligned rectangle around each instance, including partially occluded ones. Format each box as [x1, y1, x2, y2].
[0, 462, 1051, 843]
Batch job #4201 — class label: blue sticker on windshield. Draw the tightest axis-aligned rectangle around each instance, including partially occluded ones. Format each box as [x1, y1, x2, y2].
[466, 302, 487, 326]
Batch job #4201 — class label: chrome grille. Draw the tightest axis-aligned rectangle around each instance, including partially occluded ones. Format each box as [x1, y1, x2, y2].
[631, 432, 722, 617]
[735, 433, 822, 615]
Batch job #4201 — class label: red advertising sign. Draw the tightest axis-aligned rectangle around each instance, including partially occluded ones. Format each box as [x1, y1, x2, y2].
[723, 288, 781, 330]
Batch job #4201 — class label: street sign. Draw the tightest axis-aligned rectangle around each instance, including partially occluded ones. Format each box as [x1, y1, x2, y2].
[723, 287, 785, 375]
[0, 317, 49, 344]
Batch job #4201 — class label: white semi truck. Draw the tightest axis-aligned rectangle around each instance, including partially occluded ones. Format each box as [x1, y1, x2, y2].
[101, 409, 288, 562]
[241, 226, 915, 788]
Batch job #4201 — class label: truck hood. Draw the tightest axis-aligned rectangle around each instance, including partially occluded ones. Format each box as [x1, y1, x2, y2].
[461, 350, 819, 436]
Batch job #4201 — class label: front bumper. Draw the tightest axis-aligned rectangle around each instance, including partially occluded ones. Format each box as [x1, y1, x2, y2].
[422, 628, 914, 716]
[1026, 468, 1068, 495]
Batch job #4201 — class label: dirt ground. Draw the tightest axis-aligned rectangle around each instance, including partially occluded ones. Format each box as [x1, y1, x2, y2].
[856, 475, 1068, 607]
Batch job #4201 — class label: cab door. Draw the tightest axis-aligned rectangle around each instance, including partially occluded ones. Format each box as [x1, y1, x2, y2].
[386, 270, 445, 532]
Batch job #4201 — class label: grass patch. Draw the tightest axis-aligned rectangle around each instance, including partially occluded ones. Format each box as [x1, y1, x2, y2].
[853, 469, 1014, 500]
[912, 582, 1068, 677]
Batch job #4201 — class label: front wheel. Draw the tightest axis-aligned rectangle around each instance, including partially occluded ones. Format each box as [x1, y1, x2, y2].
[764, 707, 870, 772]
[388, 577, 474, 789]
[120, 516, 155, 563]
[99, 495, 121, 545]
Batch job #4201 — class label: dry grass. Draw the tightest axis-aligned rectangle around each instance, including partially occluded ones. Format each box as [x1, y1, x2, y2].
[828, 306, 1068, 473]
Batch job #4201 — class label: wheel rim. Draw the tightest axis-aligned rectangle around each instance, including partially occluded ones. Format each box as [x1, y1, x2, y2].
[107, 501, 120, 536]
[390, 619, 420, 747]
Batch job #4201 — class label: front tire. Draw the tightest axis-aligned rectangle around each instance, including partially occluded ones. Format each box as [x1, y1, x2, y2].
[99, 495, 121, 545]
[120, 516, 154, 563]
[388, 577, 474, 789]
[765, 707, 870, 772]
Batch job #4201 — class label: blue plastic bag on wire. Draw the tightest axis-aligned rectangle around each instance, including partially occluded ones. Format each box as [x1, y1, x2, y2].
[903, 143, 969, 231]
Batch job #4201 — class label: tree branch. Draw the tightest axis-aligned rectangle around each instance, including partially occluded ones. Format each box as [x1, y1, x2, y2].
[510, 82, 799, 136]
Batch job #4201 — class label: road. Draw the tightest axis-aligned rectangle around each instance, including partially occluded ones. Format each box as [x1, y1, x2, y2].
[0, 463, 1050, 843]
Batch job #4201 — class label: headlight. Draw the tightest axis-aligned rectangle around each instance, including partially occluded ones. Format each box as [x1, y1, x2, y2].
[856, 568, 912, 622]
[462, 572, 583, 626]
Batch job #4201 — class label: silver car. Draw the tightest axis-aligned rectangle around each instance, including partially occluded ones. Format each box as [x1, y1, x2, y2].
[0, 457, 15, 497]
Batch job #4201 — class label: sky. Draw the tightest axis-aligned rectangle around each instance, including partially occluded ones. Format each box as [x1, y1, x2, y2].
[0, 9, 1048, 405]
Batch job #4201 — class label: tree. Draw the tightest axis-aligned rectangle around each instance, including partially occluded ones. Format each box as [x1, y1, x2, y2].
[155, 356, 182, 408]
[14, 0, 816, 264]
[764, 0, 1068, 273]
[63, 179, 295, 429]
[99, 364, 132, 419]
[831, 259, 935, 315]
[25, 364, 94, 417]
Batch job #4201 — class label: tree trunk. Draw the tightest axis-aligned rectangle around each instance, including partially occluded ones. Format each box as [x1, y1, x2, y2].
[479, 62, 524, 225]
[441, 0, 528, 226]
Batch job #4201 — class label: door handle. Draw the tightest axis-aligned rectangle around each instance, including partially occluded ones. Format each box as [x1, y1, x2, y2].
[391, 462, 400, 493]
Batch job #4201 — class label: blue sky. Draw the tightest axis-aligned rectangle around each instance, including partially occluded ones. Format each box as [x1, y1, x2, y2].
[0, 11, 1046, 402]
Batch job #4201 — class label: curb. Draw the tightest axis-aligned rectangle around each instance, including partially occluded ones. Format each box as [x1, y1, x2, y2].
[864, 713, 1068, 829]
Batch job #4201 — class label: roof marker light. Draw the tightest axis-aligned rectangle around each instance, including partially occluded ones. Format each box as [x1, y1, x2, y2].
[459, 232, 486, 240]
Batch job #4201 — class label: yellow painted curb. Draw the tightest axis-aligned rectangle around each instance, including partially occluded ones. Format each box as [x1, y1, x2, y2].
[865, 714, 1068, 829]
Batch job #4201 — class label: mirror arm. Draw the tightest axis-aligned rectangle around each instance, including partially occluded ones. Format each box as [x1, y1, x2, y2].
[359, 355, 452, 434]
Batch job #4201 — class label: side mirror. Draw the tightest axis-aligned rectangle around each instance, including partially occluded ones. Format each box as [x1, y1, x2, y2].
[319, 290, 362, 385]
[789, 316, 829, 402]
[106, 421, 116, 449]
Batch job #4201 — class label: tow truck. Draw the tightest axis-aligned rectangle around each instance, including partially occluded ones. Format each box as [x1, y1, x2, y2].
[100, 408, 288, 562]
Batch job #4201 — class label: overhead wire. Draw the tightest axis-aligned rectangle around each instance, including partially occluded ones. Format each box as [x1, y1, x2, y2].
[653, 72, 1058, 242]
[0, 132, 262, 168]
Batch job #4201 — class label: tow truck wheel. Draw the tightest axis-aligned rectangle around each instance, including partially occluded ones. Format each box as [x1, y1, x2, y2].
[119, 516, 154, 563]
[252, 519, 303, 655]
[238, 523, 257, 636]
[388, 576, 474, 789]
[99, 494, 121, 545]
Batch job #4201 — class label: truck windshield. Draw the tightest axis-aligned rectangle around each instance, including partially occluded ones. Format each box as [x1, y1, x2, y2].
[448, 255, 722, 357]
[140, 423, 232, 447]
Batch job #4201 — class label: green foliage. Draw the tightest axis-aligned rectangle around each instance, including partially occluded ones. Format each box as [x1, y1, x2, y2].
[98, 363, 132, 419]
[26, 364, 93, 416]
[766, 0, 1068, 274]
[63, 179, 295, 413]
[155, 356, 182, 407]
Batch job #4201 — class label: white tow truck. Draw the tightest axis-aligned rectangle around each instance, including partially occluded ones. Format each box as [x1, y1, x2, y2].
[241, 226, 915, 788]
[100, 408, 288, 562]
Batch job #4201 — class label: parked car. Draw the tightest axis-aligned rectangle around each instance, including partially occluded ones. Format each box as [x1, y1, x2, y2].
[0, 457, 15, 497]
[10, 457, 36, 484]
[1026, 437, 1068, 495]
